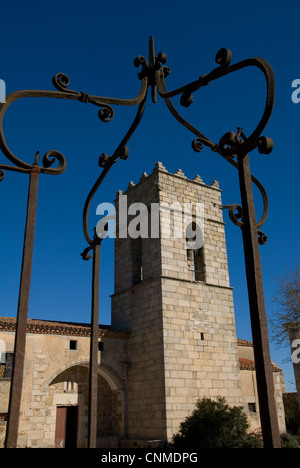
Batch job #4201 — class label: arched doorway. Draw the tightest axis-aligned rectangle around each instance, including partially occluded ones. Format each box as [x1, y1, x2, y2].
[47, 364, 124, 448]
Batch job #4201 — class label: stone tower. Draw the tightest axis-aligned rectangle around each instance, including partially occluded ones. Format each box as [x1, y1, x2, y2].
[111, 162, 243, 443]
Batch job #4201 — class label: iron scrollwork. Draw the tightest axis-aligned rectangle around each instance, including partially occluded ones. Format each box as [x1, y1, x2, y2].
[77, 39, 277, 447]
[0, 58, 149, 257]
[152, 39, 275, 242]
[81, 57, 149, 250]
[1, 38, 273, 248]
[0, 61, 148, 179]
[0, 37, 279, 448]
[78, 37, 274, 251]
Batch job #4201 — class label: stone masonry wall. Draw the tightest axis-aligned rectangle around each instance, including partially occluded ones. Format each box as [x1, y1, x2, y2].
[157, 164, 243, 439]
[0, 320, 128, 448]
[112, 162, 243, 442]
[112, 166, 167, 440]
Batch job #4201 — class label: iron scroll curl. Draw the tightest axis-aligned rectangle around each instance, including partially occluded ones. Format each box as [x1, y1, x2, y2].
[81, 94, 148, 248]
[0, 68, 148, 178]
[0, 39, 274, 244]
[81, 56, 149, 248]
[154, 46, 275, 234]
[0, 60, 149, 250]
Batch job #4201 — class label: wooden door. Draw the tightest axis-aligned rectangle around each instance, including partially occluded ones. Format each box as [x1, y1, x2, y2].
[55, 406, 67, 448]
[55, 406, 78, 448]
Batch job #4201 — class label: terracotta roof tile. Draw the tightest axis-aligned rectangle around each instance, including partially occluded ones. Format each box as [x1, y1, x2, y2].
[239, 357, 281, 372]
[0, 317, 129, 339]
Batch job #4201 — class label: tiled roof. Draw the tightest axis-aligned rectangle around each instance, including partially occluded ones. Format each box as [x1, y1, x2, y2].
[0, 317, 129, 339]
[239, 357, 281, 372]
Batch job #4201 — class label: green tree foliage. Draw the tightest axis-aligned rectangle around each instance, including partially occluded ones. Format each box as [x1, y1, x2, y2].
[283, 393, 300, 436]
[171, 397, 261, 449]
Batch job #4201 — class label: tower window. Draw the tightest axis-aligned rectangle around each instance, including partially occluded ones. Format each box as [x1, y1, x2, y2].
[186, 221, 205, 282]
[193, 248, 206, 281]
[131, 237, 143, 285]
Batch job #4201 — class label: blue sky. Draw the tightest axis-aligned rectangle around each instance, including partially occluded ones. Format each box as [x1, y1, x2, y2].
[0, 0, 299, 391]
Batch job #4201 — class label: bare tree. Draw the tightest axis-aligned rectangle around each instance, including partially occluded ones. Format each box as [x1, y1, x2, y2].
[269, 264, 300, 347]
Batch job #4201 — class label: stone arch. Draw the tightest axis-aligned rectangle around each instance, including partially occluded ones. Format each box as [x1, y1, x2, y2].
[46, 362, 125, 447]
[46, 360, 124, 391]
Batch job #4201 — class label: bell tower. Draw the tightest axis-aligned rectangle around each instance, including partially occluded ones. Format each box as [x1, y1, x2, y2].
[111, 161, 243, 443]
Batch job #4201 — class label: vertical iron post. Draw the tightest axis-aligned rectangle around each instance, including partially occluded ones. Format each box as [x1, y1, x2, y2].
[4, 169, 39, 448]
[237, 151, 281, 448]
[87, 239, 101, 448]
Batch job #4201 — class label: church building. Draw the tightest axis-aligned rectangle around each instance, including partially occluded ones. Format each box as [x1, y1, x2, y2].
[0, 162, 286, 448]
